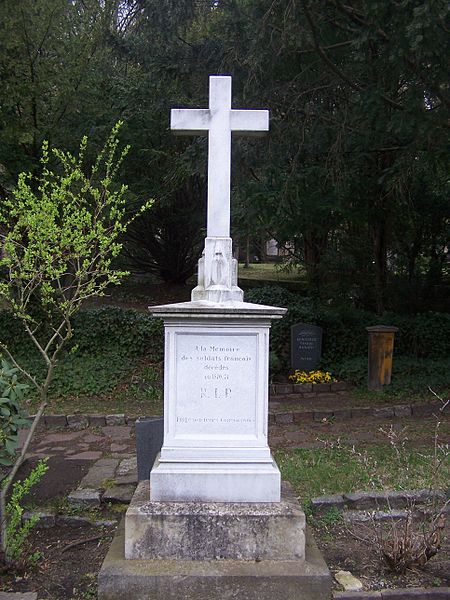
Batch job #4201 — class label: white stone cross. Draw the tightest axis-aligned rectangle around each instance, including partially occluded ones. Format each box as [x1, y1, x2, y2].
[171, 76, 269, 238]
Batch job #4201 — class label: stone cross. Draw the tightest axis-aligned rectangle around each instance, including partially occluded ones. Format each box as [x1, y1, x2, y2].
[171, 76, 269, 238]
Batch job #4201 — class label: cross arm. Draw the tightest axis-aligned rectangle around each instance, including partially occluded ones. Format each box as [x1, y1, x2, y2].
[231, 109, 269, 137]
[171, 108, 210, 136]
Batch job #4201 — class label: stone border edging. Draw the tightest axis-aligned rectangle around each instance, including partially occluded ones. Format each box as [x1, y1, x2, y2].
[311, 489, 448, 514]
[272, 382, 349, 395]
[22, 509, 117, 529]
[41, 413, 132, 429]
[333, 588, 450, 599]
[35, 399, 443, 431]
[269, 401, 441, 425]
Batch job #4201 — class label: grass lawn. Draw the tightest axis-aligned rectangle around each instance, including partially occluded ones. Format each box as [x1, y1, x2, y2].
[238, 262, 306, 283]
[275, 440, 449, 504]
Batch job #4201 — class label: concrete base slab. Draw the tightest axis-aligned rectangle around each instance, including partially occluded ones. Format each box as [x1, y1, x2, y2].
[125, 481, 305, 560]
[98, 519, 331, 600]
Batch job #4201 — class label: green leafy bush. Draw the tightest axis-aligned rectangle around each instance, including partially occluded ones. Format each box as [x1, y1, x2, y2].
[4, 458, 48, 566]
[0, 307, 164, 399]
[70, 307, 164, 359]
[0, 307, 164, 362]
[0, 360, 30, 466]
[246, 285, 450, 366]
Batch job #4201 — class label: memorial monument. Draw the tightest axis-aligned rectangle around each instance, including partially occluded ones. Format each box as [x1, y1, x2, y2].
[98, 75, 331, 600]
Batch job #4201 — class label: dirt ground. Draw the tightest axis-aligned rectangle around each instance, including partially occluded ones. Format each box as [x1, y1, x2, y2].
[316, 519, 450, 591]
[2, 516, 448, 598]
[1, 523, 115, 600]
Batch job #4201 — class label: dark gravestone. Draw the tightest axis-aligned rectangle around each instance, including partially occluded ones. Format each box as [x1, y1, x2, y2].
[135, 417, 164, 481]
[291, 323, 323, 371]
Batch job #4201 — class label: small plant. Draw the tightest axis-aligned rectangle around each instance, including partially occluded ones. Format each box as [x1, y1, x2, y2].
[0, 359, 30, 466]
[289, 369, 337, 384]
[325, 414, 449, 574]
[0, 123, 151, 410]
[2, 458, 49, 568]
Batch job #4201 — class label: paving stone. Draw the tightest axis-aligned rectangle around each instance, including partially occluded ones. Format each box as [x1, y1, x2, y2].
[334, 570, 363, 591]
[44, 414, 67, 428]
[0, 593, 38, 600]
[79, 459, 120, 487]
[67, 487, 101, 506]
[45, 431, 84, 443]
[332, 409, 352, 421]
[96, 458, 121, 468]
[115, 473, 138, 485]
[57, 515, 97, 526]
[106, 414, 127, 426]
[351, 407, 373, 418]
[343, 511, 372, 524]
[116, 456, 137, 476]
[66, 450, 103, 461]
[102, 425, 132, 439]
[81, 432, 104, 443]
[22, 510, 56, 528]
[393, 404, 412, 417]
[293, 410, 314, 423]
[275, 412, 293, 424]
[373, 510, 409, 521]
[373, 407, 394, 419]
[89, 414, 106, 427]
[67, 414, 89, 430]
[102, 484, 135, 504]
[110, 443, 128, 452]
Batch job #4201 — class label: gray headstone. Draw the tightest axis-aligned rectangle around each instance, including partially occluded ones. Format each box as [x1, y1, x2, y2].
[135, 417, 164, 481]
[291, 323, 323, 371]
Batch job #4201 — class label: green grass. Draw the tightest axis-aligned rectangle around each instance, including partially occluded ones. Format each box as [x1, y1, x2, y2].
[275, 443, 449, 504]
[238, 263, 304, 282]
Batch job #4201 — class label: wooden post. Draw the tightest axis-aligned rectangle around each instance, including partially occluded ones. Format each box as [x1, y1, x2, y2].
[366, 325, 399, 391]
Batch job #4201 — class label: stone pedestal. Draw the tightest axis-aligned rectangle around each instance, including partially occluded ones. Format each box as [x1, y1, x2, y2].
[148, 300, 286, 503]
[126, 481, 305, 561]
[98, 482, 331, 600]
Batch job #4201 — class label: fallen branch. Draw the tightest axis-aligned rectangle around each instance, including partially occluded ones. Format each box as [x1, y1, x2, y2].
[61, 534, 103, 554]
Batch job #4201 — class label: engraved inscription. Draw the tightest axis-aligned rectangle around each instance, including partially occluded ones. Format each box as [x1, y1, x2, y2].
[175, 333, 257, 436]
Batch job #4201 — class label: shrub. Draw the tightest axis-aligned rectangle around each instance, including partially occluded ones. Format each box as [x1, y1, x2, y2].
[246, 285, 450, 371]
[3, 458, 49, 568]
[0, 360, 30, 466]
[0, 307, 164, 363]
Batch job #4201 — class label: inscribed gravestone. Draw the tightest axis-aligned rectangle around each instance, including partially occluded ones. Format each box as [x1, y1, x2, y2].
[291, 323, 323, 371]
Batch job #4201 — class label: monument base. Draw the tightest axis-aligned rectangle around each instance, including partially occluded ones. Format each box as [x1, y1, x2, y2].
[150, 454, 281, 502]
[98, 481, 331, 600]
[98, 524, 330, 600]
[125, 481, 303, 560]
